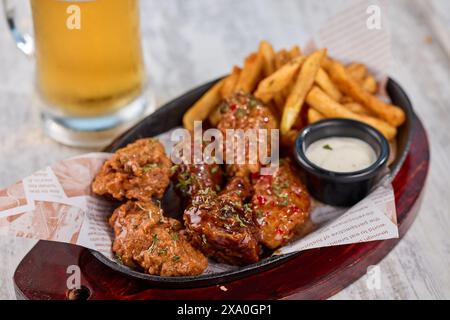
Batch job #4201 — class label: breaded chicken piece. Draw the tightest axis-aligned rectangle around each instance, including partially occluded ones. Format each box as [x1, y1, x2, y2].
[217, 92, 278, 177]
[109, 200, 207, 276]
[251, 159, 310, 249]
[92, 138, 172, 201]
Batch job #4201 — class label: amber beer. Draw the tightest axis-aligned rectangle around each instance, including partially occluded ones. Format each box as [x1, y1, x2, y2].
[30, 0, 145, 117]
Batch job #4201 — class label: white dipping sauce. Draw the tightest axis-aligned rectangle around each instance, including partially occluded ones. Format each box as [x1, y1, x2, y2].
[305, 137, 377, 173]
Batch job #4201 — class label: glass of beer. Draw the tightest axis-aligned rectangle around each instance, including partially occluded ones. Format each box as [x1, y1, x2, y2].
[2, 0, 154, 147]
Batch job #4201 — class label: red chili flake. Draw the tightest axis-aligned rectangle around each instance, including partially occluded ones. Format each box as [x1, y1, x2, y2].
[288, 205, 300, 214]
[256, 195, 266, 205]
[276, 227, 284, 235]
[230, 103, 238, 111]
[251, 172, 260, 181]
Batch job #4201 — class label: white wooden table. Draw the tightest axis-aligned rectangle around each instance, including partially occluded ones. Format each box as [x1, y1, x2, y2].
[0, 0, 449, 300]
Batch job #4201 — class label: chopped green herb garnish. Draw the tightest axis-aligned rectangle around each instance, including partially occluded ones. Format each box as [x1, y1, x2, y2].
[171, 233, 179, 241]
[272, 184, 282, 196]
[148, 234, 159, 252]
[143, 163, 158, 171]
[157, 248, 168, 256]
[272, 177, 290, 196]
[248, 97, 259, 109]
[323, 144, 333, 151]
[220, 204, 234, 217]
[176, 174, 193, 193]
[198, 187, 212, 196]
[173, 255, 181, 262]
[170, 165, 179, 175]
[235, 214, 247, 227]
[278, 193, 290, 206]
[243, 203, 252, 214]
[232, 200, 242, 209]
[235, 108, 247, 118]
[211, 166, 218, 174]
[219, 103, 230, 114]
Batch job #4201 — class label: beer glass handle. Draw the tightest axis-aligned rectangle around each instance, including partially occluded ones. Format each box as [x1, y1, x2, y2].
[2, 0, 34, 57]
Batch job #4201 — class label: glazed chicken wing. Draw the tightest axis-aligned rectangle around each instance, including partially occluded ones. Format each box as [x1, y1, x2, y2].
[171, 137, 260, 265]
[109, 200, 208, 276]
[251, 159, 310, 249]
[171, 135, 224, 211]
[92, 138, 172, 201]
[183, 176, 260, 265]
[217, 93, 278, 177]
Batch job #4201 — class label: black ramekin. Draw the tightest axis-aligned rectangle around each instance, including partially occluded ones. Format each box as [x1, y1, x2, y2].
[294, 119, 390, 207]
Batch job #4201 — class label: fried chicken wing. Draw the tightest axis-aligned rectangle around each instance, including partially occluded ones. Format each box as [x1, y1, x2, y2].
[217, 93, 278, 177]
[172, 162, 223, 200]
[184, 176, 260, 265]
[92, 138, 172, 201]
[171, 133, 223, 200]
[251, 159, 310, 249]
[172, 136, 259, 265]
[109, 200, 207, 276]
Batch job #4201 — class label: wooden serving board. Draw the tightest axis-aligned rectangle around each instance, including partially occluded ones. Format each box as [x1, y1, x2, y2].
[13, 114, 429, 300]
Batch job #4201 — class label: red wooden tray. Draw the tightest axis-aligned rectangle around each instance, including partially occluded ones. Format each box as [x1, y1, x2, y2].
[13, 115, 429, 300]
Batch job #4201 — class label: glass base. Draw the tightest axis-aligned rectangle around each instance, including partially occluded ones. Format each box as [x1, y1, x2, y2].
[41, 92, 155, 148]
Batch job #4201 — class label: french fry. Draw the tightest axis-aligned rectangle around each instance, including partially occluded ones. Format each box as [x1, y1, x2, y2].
[340, 96, 354, 104]
[183, 79, 224, 131]
[281, 49, 326, 134]
[315, 68, 342, 101]
[284, 46, 302, 98]
[281, 129, 300, 148]
[308, 108, 325, 124]
[343, 102, 373, 116]
[259, 41, 276, 77]
[257, 41, 277, 104]
[254, 56, 305, 103]
[362, 75, 377, 94]
[306, 86, 397, 140]
[289, 45, 301, 59]
[327, 60, 405, 127]
[273, 94, 285, 111]
[347, 63, 378, 93]
[235, 52, 264, 93]
[322, 56, 333, 70]
[273, 49, 291, 109]
[220, 66, 241, 98]
[208, 106, 222, 127]
[207, 68, 241, 126]
[275, 49, 290, 69]
[347, 63, 367, 82]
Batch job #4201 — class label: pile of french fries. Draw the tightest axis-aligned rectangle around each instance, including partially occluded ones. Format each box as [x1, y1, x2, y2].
[183, 41, 405, 144]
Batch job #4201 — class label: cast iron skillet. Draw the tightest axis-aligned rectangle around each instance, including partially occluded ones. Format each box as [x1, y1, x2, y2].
[91, 78, 414, 288]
